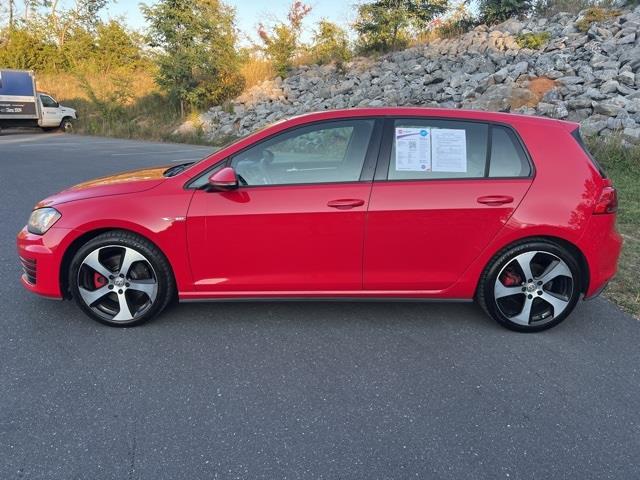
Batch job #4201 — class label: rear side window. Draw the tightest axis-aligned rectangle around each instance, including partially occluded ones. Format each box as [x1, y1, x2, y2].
[572, 128, 606, 178]
[388, 119, 488, 180]
[489, 125, 531, 178]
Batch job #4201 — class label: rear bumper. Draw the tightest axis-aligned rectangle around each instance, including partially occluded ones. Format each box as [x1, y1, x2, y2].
[578, 214, 623, 299]
[16, 226, 74, 299]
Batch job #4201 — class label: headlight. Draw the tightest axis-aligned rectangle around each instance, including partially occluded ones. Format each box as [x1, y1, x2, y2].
[28, 207, 61, 235]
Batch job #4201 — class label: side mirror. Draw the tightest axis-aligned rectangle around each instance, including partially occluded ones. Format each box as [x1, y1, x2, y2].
[208, 167, 239, 191]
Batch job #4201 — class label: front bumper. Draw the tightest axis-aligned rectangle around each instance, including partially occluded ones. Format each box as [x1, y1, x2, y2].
[16, 226, 74, 299]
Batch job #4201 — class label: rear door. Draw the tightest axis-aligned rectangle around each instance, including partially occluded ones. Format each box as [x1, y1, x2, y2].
[364, 118, 534, 292]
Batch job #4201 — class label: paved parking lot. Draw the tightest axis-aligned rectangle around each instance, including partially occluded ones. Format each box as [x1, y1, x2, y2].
[1, 131, 639, 479]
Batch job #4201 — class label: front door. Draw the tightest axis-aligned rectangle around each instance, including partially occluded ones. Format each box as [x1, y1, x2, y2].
[39, 94, 63, 127]
[364, 118, 534, 292]
[187, 118, 381, 293]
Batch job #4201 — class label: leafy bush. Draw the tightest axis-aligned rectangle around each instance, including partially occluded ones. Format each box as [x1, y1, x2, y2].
[575, 7, 620, 32]
[355, 0, 449, 53]
[478, 0, 533, 24]
[434, 4, 477, 39]
[310, 20, 351, 65]
[258, 1, 312, 77]
[516, 31, 551, 49]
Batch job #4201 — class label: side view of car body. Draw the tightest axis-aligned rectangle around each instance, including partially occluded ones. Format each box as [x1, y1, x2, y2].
[17, 107, 622, 331]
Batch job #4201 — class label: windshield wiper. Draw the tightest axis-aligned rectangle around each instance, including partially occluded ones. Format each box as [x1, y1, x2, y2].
[163, 162, 195, 177]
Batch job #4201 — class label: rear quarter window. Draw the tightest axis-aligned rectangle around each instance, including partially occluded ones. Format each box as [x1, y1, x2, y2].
[572, 128, 606, 178]
[488, 125, 531, 178]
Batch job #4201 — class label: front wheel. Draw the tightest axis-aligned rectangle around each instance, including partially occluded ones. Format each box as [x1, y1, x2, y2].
[477, 240, 582, 332]
[69, 231, 175, 326]
[59, 117, 74, 133]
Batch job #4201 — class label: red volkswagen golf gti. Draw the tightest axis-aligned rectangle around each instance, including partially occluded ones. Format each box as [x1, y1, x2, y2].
[17, 108, 621, 331]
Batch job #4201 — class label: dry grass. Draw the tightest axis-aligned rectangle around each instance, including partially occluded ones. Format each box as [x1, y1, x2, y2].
[36, 71, 159, 103]
[240, 57, 275, 87]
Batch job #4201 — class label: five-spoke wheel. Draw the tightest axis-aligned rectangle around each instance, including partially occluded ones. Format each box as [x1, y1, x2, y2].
[478, 240, 581, 332]
[69, 231, 174, 326]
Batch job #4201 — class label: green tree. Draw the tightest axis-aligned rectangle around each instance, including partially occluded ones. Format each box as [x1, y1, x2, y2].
[258, 1, 312, 77]
[478, 0, 532, 24]
[141, 0, 245, 115]
[354, 0, 449, 53]
[0, 26, 62, 71]
[310, 20, 351, 65]
[94, 21, 143, 73]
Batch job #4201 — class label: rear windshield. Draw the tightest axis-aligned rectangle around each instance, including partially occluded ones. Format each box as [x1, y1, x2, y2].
[572, 128, 606, 178]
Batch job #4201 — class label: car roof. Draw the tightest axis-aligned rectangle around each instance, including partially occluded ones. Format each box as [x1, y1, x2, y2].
[284, 107, 578, 131]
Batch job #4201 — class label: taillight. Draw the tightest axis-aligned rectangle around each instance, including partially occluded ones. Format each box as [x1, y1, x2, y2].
[593, 182, 618, 214]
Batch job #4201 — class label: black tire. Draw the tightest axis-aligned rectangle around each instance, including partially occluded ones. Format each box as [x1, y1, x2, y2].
[477, 239, 582, 332]
[59, 117, 74, 133]
[68, 230, 175, 327]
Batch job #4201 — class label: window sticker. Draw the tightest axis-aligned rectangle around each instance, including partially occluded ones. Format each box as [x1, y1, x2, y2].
[431, 128, 467, 173]
[395, 128, 431, 172]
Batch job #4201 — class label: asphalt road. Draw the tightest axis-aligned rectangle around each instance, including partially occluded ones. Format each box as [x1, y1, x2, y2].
[1, 131, 639, 480]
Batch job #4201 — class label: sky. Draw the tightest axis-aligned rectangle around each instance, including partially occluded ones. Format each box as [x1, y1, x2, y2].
[102, 0, 356, 44]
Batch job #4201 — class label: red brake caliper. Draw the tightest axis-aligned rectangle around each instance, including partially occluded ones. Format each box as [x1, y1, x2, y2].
[501, 270, 522, 286]
[93, 272, 107, 289]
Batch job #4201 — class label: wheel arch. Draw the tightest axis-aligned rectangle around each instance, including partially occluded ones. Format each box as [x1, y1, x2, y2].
[59, 227, 176, 299]
[477, 235, 590, 296]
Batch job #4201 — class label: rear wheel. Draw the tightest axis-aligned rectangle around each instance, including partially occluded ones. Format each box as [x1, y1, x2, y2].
[69, 231, 174, 326]
[477, 240, 581, 332]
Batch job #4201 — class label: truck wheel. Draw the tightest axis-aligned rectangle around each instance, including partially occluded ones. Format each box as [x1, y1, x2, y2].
[60, 118, 74, 133]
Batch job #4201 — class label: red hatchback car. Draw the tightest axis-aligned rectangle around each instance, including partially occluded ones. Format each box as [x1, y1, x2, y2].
[17, 108, 622, 331]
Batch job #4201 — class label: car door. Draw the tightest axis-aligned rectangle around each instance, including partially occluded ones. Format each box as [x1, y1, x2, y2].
[187, 118, 382, 293]
[364, 118, 534, 292]
[39, 94, 63, 127]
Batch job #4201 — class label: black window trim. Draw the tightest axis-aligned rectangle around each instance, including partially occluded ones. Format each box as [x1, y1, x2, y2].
[185, 117, 384, 190]
[374, 115, 536, 183]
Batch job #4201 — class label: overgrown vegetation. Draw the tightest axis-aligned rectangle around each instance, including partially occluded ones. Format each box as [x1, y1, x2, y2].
[516, 31, 551, 49]
[588, 138, 640, 318]
[354, 0, 450, 53]
[141, 0, 245, 115]
[257, 1, 312, 76]
[575, 6, 621, 32]
[478, 0, 533, 24]
[310, 20, 352, 66]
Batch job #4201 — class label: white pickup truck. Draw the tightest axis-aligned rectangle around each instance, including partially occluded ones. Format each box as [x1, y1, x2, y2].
[0, 69, 77, 133]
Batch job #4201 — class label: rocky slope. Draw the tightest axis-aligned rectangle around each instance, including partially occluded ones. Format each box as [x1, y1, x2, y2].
[191, 6, 640, 144]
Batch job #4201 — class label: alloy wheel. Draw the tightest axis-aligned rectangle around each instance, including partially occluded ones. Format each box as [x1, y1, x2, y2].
[493, 250, 574, 327]
[77, 245, 158, 322]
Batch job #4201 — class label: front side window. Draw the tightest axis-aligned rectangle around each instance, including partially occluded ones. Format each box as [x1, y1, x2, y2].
[230, 119, 375, 186]
[40, 95, 57, 108]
